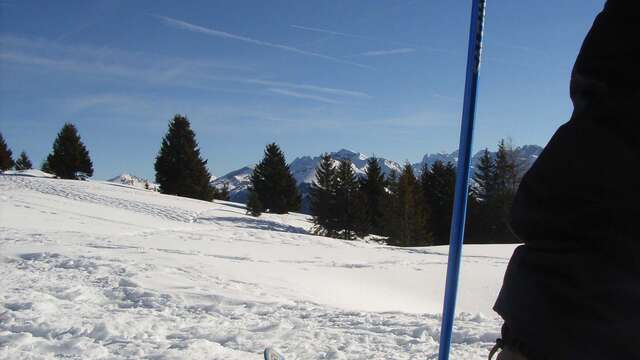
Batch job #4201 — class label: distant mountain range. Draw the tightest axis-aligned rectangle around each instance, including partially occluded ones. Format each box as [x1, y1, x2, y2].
[107, 173, 160, 191]
[210, 145, 543, 211]
[108, 145, 542, 209]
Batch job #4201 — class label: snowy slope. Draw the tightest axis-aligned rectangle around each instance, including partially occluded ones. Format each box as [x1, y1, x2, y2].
[0, 174, 515, 359]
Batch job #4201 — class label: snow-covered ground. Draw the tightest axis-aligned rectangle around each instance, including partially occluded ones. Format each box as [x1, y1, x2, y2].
[0, 174, 515, 359]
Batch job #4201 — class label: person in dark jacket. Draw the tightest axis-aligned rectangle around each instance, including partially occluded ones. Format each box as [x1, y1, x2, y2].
[491, 1, 640, 359]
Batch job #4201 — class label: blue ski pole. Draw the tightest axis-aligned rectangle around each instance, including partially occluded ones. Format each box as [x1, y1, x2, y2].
[437, 0, 486, 359]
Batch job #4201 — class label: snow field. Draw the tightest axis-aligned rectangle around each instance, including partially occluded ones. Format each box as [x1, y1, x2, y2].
[0, 174, 514, 359]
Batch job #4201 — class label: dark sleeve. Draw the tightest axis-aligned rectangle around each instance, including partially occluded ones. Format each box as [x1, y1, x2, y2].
[509, 0, 640, 260]
[494, 4, 640, 357]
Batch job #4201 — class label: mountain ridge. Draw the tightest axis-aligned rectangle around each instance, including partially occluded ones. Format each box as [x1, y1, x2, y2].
[107, 173, 160, 191]
[210, 145, 543, 207]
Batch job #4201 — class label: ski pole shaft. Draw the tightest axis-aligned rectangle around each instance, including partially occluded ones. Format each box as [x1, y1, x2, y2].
[437, 0, 486, 359]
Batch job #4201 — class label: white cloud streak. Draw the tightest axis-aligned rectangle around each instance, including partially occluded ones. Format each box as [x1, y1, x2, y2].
[267, 88, 342, 104]
[0, 35, 372, 107]
[199, 75, 371, 103]
[0, 35, 253, 92]
[361, 48, 415, 57]
[246, 79, 370, 99]
[0, 50, 140, 78]
[291, 24, 455, 56]
[291, 25, 370, 40]
[156, 15, 374, 70]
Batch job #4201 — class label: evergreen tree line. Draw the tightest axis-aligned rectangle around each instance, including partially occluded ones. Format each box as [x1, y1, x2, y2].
[1, 116, 230, 200]
[466, 140, 524, 244]
[309, 139, 525, 245]
[2, 116, 525, 245]
[0, 134, 34, 172]
[0, 124, 93, 179]
[0, 115, 235, 203]
[154, 113, 316, 205]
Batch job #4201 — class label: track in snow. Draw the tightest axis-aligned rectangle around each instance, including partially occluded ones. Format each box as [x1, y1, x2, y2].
[3, 175, 201, 223]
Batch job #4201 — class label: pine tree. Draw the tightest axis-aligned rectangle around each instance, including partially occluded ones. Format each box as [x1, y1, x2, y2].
[214, 182, 231, 201]
[41, 159, 51, 174]
[421, 160, 456, 245]
[495, 139, 520, 196]
[310, 153, 337, 236]
[399, 164, 430, 246]
[495, 140, 512, 194]
[360, 157, 386, 235]
[472, 149, 496, 202]
[382, 170, 400, 243]
[246, 189, 264, 217]
[15, 151, 33, 170]
[464, 189, 483, 244]
[0, 132, 14, 171]
[387, 164, 431, 246]
[470, 148, 499, 242]
[154, 115, 214, 201]
[333, 160, 367, 240]
[493, 139, 520, 242]
[250, 143, 301, 214]
[468, 141, 522, 243]
[45, 123, 93, 179]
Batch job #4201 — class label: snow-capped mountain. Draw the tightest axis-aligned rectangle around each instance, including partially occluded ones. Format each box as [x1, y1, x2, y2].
[417, 151, 460, 170]
[511, 144, 542, 170]
[289, 149, 403, 184]
[211, 150, 403, 205]
[415, 145, 543, 174]
[212, 145, 543, 209]
[107, 173, 159, 191]
[210, 166, 254, 203]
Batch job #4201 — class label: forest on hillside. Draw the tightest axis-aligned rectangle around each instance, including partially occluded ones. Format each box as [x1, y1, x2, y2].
[1, 114, 530, 246]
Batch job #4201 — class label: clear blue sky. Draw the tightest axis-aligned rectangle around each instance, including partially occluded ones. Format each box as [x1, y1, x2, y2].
[0, 0, 604, 179]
